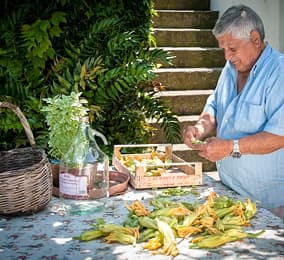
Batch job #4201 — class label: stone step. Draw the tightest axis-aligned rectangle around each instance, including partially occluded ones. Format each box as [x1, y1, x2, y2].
[149, 115, 198, 143]
[156, 89, 213, 115]
[157, 47, 225, 68]
[155, 67, 222, 90]
[150, 0, 219, 174]
[149, 114, 216, 142]
[154, 10, 218, 29]
[154, 28, 218, 47]
[154, 0, 210, 10]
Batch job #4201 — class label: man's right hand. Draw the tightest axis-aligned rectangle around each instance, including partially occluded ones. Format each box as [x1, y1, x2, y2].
[183, 125, 203, 149]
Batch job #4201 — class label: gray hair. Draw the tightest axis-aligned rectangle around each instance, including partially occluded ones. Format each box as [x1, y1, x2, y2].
[212, 5, 265, 41]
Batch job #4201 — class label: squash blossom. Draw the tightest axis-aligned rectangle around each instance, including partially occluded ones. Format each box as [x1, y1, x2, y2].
[151, 206, 191, 217]
[138, 216, 157, 229]
[126, 200, 150, 216]
[139, 229, 159, 242]
[73, 229, 106, 241]
[199, 215, 216, 228]
[155, 219, 179, 257]
[99, 224, 139, 239]
[190, 234, 232, 249]
[176, 226, 201, 238]
[190, 228, 264, 249]
[105, 231, 137, 245]
[143, 236, 163, 250]
[244, 198, 257, 220]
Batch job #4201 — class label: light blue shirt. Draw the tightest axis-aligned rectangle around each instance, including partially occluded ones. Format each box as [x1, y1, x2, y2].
[204, 44, 284, 209]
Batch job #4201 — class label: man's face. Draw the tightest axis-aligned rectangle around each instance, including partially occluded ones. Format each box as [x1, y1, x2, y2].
[217, 32, 261, 73]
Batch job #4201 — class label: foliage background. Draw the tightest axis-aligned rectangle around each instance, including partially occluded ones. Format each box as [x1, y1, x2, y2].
[0, 0, 180, 158]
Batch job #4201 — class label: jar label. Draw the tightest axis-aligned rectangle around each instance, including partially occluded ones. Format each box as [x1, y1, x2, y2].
[60, 173, 88, 198]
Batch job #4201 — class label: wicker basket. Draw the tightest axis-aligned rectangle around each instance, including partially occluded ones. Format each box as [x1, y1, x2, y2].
[0, 102, 53, 215]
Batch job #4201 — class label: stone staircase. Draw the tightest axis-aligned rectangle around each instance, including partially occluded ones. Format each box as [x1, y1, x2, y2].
[150, 0, 225, 171]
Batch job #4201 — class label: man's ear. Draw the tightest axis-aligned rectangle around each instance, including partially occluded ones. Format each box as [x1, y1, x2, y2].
[250, 30, 262, 47]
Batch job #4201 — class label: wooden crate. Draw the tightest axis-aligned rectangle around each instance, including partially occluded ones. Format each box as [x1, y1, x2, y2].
[112, 144, 203, 189]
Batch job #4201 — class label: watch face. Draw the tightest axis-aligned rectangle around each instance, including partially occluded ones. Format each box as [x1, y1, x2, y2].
[232, 152, 241, 158]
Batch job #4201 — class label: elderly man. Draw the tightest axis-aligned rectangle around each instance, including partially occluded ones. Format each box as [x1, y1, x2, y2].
[183, 5, 284, 219]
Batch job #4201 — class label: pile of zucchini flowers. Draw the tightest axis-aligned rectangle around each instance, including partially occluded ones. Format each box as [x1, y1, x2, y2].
[73, 192, 264, 257]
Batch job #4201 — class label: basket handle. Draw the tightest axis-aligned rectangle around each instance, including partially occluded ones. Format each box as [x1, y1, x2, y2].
[0, 102, 36, 148]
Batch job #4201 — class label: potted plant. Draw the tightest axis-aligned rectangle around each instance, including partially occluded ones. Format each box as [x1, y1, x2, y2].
[41, 91, 89, 194]
[41, 92, 129, 199]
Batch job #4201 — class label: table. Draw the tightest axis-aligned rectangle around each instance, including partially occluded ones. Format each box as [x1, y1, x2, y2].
[0, 173, 283, 260]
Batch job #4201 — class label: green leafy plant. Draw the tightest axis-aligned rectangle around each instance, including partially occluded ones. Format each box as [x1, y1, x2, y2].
[41, 92, 89, 160]
[46, 15, 180, 156]
[0, 2, 67, 150]
[0, 0, 181, 157]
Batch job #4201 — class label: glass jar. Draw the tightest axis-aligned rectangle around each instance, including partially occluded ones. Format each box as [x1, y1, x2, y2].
[58, 117, 109, 214]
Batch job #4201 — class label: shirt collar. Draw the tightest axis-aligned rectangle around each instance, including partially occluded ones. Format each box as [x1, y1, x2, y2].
[251, 43, 271, 77]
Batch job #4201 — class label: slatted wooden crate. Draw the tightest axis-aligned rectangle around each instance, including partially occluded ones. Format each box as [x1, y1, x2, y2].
[112, 144, 203, 189]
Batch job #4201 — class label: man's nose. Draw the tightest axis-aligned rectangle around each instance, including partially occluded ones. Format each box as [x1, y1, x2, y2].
[224, 50, 232, 61]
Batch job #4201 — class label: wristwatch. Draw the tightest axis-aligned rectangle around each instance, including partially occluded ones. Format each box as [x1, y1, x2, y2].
[231, 139, 241, 158]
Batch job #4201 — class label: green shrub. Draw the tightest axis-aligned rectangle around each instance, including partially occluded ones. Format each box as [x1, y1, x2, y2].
[0, 0, 181, 157]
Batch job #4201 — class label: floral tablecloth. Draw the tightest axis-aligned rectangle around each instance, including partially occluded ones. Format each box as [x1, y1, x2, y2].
[0, 173, 283, 260]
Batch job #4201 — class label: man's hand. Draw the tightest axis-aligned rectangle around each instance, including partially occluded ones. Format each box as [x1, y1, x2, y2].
[183, 112, 217, 149]
[191, 137, 232, 162]
[183, 125, 203, 149]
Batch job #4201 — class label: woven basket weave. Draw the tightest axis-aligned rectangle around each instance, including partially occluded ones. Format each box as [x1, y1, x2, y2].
[0, 102, 53, 215]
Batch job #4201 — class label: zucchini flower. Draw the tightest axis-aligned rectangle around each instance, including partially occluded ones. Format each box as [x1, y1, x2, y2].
[143, 236, 163, 250]
[213, 195, 234, 209]
[243, 198, 257, 220]
[190, 234, 231, 249]
[138, 216, 157, 229]
[155, 219, 179, 257]
[151, 206, 191, 217]
[199, 215, 216, 228]
[176, 226, 202, 238]
[126, 200, 150, 216]
[190, 229, 264, 249]
[225, 228, 265, 241]
[73, 229, 106, 241]
[139, 228, 160, 242]
[99, 224, 139, 239]
[104, 231, 137, 245]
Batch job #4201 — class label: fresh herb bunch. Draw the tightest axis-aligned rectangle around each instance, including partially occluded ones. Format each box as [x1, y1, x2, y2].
[41, 92, 89, 160]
